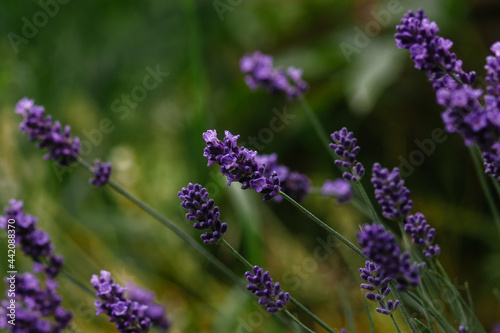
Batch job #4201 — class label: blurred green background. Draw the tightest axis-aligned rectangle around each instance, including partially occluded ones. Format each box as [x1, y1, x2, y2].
[1, 0, 500, 331]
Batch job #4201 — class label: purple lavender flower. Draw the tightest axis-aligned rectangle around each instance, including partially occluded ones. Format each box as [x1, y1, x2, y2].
[395, 9, 475, 86]
[203, 130, 281, 200]
[15, 98, 80, 166]
[240, 51, 308, 99]
[371, 163, 413, 220]
[178, 183, 228, 244]
[321, 179, 352, 204]
[0, 199, 63, 278]
[91, 270, 170, 332]
[359, 261, 400, 315]
[90, 159, 112, 186]
[245, 266, 290, 313]
[404, 213, 440, 258]
[459, 326, 467, 333]
[491, 323, 500, 333]
[255, 153, 311, 202]
[357, 223, 420, 290]
[329, 128, 365, 182]
[126, 282, 171, 331]
[0, 273, 72, 332]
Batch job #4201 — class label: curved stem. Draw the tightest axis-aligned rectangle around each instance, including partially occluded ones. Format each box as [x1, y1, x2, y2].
[77, 157, 242, 287]
[390, 314, 402, 333]
[283, 309, 318, 333]
[469, 146, 500, 238]
[279, 191, 368, 260]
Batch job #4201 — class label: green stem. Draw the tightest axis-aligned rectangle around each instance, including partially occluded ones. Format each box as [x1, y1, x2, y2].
[279, 191, 368, 260]
[469, 146, 500, 238]
[353, 182, 381, 223]
[221, 240, 337, 333]
[390, 314, 402, 333]
[361, 294, 375, 333]
[283, 309, 318, 333]
[298, 96, 338, 165]
[77, 157, 242, 287]
[390, 287, 419, 333]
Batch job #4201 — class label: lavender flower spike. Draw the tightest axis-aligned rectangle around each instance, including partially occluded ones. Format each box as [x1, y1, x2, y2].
[359, 261, 400, 315]
[0, 199, 64, 278]
[245, 266, 290, 313]
[240, 51, 307, 99]
[329, 127, 365, 182]
[357, 223, 420, 290]
[404, 213, 440, 258]
[15, 98, 80, 166]
[178, 183, 228, 244]
[203, 130, 281, 200]
[0, 273, 73, 332]
[91, 270, 170, 332]
[371, 163, 413, 220]
[90, 159, 113, 186]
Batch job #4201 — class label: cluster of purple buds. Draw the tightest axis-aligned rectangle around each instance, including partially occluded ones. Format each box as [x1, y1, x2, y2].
[404, 213, 440, 258]
[395, 10, 500, 181]
[240, 51, 307, 99]
[0, 199, 64, 278]
[0, 273, 72, 332]
[178, 183, 228, 244]
[90, 159, 113, 186]
[91, 270, 170, 332]
[359, 261, 400, 315]
[395, 9, 476, 87]
[245, 266, 290, 313]
[203, 130, 280, 201]
[321, 179, 352, 204]
[372, 163, 413, 220]
[255, 153, 311, 202]
[329, 128, 365, 182]
[357, 223, 420, 290]
[126, 282, 171, 331]
[15, 98, 80, 166]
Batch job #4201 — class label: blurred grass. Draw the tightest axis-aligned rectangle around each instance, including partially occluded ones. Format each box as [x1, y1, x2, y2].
[0, 0, 500, 331]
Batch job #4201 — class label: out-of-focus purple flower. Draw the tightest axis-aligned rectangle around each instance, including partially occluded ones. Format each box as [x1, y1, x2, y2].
[126, 282, 171, 331]
[0, 273, 72, 332]
[203, 130, 280, 201]
[357, 223, 420, 290]
[321, 179, 352, 204]
[90, 159, 112, 186]
[240, 51, 307, 99]
[395, 9, 475, 86]
[491, 323, 500, 333]
[371, 163, 413, 220]
[255, 153, 311, 202]
[178, 183, 228, 244]
[340, 329, 348, 333]
[0, 199, 63, 278]
[329, 128, 365, 182]
[15, 98, 80, 166]
[404, 213, 440, 258]
[359, 261, 400, 315]
[459, 326, 467, 333]
[91, 270, 170, 332]
[245, 266, 290, 313]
